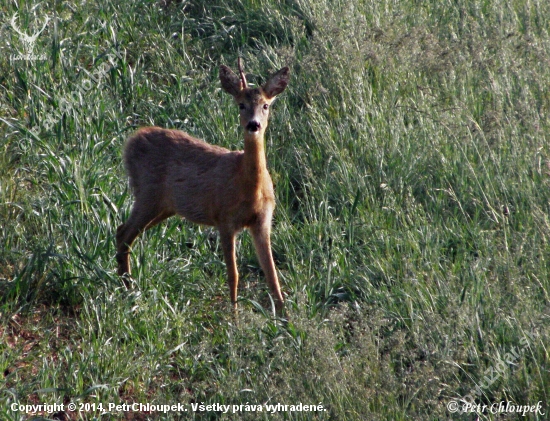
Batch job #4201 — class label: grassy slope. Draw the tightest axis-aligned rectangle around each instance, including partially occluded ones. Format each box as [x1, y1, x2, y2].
[1, 0, 549, 419]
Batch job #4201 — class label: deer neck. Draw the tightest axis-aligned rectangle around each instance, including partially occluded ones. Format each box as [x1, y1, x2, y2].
[242, 131, 268, 189]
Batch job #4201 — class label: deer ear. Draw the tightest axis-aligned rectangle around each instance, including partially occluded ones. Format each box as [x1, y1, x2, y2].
[220, 65, 243, 96]
[263, 67, 290, 99]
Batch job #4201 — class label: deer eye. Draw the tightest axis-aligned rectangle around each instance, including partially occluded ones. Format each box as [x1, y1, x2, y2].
[239, 103, 246, 110]
[263, 104, 269, 110]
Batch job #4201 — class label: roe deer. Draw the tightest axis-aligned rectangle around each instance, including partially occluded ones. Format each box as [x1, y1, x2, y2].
[116, 60, 289, 313]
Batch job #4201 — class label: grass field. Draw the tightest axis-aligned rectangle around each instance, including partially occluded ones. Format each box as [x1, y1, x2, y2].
[1, 0, 549, 419]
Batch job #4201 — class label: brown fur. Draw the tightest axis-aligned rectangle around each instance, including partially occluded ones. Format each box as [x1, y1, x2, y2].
[116, 63, 290, 313]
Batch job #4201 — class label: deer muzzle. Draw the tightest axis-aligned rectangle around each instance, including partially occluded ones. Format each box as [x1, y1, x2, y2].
[246, 120, 261, 133]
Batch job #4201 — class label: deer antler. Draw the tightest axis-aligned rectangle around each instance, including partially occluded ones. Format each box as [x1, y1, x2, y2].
[33, 16, 50, 41]
[10, 13, 25, 38]
[237, 57, 248, 89]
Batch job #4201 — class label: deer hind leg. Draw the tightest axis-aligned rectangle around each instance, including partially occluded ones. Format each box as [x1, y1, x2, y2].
[116, 195, 174, 278]
[249, 218, 284, 314]
[220, 229, 239, 311]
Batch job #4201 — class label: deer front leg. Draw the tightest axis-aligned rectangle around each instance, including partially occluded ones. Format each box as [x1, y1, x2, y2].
[220, 229, 239, 311]
[249, 218, 284, 314]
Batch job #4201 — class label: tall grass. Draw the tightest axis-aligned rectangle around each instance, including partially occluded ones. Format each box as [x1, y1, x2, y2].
[1, 0, 549, 419]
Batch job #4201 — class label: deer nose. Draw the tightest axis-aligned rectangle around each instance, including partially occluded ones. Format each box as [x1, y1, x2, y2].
[246, 120, 261, 132]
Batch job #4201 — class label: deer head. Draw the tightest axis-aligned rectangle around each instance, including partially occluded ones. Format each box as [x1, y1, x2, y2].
[10, 12, 50, 54]
[219, 59, 290, 136]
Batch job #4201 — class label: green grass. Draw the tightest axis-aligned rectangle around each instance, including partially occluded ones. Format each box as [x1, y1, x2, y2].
[1, 0, 549, 419]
